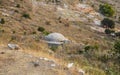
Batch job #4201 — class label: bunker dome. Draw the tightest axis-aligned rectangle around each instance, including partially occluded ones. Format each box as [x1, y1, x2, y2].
[45, 33, 69, 43]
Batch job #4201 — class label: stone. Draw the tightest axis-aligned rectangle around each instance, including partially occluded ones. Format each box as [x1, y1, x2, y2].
[67, 63, 74, 68]
[51, 64, 56, 67]
[79, 69, 85, 75]
[43, 58, 49, 61]
[8, 44, 19, 50]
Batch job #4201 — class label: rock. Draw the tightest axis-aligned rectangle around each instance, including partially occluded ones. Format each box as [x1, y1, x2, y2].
[94, 19, 101, 25]
[48, 50, 54, 54]
[9, 0, 15, 2]
[8, 44, 19, 50]
[43, 58, 49, 61]
[2, 12, 9, 17]
[64, 4, 69, 9]
[40, 57, 44, 60]
[79, 69, 85, 75]
[51, 64, 56, 67]
[67, 63, 74, 68]
[31, 61, 39, 67]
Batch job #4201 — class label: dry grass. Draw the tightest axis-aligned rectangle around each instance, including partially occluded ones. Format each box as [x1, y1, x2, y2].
[0, 0, 119, 75]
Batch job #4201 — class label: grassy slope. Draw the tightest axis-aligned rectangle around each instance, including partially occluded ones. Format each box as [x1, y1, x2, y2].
[0, 0, 119, 75]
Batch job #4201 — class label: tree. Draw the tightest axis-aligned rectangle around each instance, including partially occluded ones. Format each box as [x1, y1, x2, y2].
[101, 18, 115, 28]
[99, 4, 115, 17]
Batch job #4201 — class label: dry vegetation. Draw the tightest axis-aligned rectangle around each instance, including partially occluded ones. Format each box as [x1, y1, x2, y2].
[0, 0, 120, 75]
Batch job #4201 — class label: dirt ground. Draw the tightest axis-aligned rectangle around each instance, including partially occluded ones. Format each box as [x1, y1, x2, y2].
[0, 46, 80, 75]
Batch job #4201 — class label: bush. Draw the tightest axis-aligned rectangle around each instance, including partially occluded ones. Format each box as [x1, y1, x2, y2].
[32, 31, 36, 34]
[50, 46, 58, 52]
[105, 29, 115, 34]
[22, 13, 31, 19]
[101, 18, 115, 28]
[12, 31, 16, 34]
[42, 31, 50, 35]
[45, 21, 51, 25]
[23, 31, 26, 35]
[119, 16, 120, 22]
[115, 32, 120, 37]
[16, 4, 20, 8]
[0, 18, 5, 24]
[84, 45, 93, 52]
[99, 54, 110, 63]
[114, 41, 120, 55]
[0, 29, 4, 33]
[99, 4, 115, 17]
[113, 40, 120, 60]
[37, 27, 45, 32]
[106, 68, 118, 75]
[84, 45, 99, 52]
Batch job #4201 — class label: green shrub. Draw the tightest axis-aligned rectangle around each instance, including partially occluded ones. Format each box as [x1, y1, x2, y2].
[106, 68, 118, 75]
[119, 16, 120, 22]
[0, 18, 5, 24]
[14, 10, 19, 13]
[101, 18, 115, 28]
[32, 31, 36, 34]
[50, 46, 58, 52]
[84, 45, 99, 53]
[99, 4, 115, 17]
[22, 13, 31, 19]
[105, 29, 115, 34]
[84, 45, 93, 52]
[10, 36, 16, 41]
[115, 32, 120, 37]
[42, 31, 50, 35]
[83, 66, 106, 75]
[99, 54, 110, 63]
[12, 31, 16, 34]
[114, 40, 120, 56]
[45, 21, 51, 25]
[16, 4, 20, 8]
[0, 29, 4, 33]
[93, 44, 99, 50]
[24, 31, 26, 35]
[37, 27, 45, 32]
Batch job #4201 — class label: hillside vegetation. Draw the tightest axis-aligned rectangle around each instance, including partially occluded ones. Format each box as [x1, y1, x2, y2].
[0, 0, 120, 75]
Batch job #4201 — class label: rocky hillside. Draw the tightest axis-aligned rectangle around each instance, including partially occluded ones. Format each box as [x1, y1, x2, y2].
[0, 0, 120, 75]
